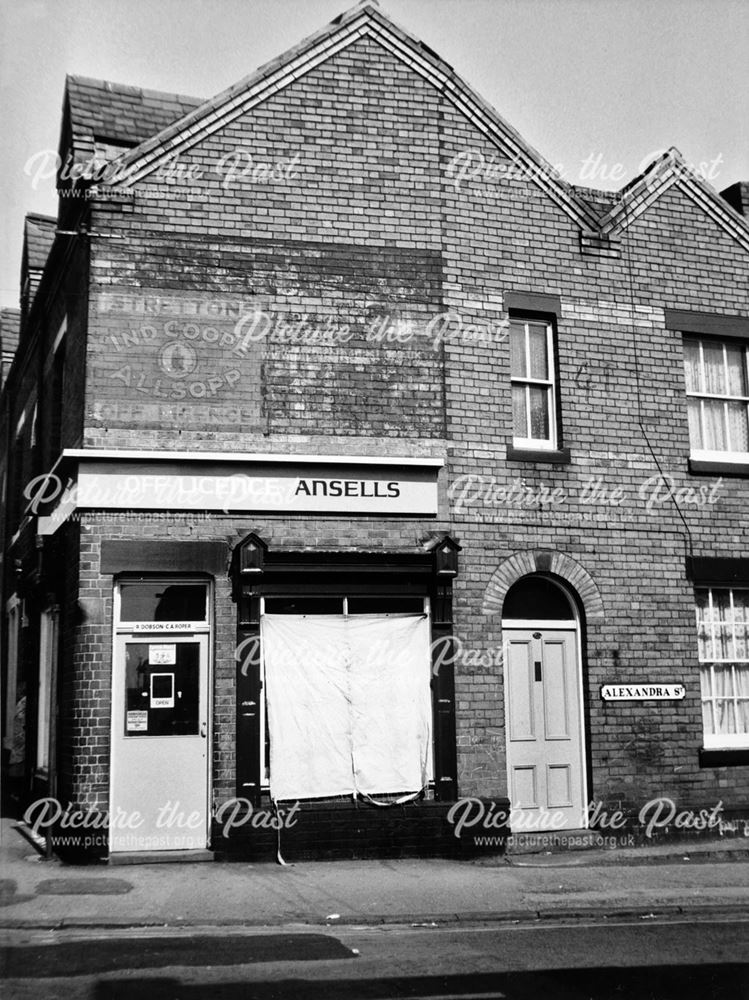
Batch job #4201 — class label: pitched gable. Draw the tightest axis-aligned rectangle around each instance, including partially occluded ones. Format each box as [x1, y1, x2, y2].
[598, 149, 749, 254]
[109, 1, 600, 231]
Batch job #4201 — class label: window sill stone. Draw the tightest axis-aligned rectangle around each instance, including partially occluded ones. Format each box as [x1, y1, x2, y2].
[507, 446, 571, 465]
[699, 747, 749, 767]
[688, 457, 749, 477]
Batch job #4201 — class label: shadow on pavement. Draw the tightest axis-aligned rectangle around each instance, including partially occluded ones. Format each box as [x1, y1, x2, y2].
[0, 934, 355, 977]
[91, 964, 749, 1000]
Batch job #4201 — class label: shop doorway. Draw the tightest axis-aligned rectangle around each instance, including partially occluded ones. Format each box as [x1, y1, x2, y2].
[502, 576, 587, 830]
[110, 580, 211, 853]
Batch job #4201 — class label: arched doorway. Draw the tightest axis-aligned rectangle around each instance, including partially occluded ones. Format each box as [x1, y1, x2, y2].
[502, 575, 588, 830]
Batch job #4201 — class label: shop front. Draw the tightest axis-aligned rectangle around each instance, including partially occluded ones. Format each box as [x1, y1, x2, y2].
[31, 448, 499, 860]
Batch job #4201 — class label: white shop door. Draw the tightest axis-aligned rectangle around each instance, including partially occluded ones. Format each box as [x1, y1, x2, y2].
[110, 633, 209, 853]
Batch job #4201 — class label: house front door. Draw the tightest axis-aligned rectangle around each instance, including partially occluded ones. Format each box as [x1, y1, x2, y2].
[504, 628, 586, 830]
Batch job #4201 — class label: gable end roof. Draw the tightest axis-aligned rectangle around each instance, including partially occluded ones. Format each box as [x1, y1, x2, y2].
[598, 149, 749, 254]
[110, 2, 601, 231]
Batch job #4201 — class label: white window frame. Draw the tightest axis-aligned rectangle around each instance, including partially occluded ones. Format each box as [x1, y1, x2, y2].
[36, 606, 59, 774]
[510, 317, 558, 450]
[684, 335, 749, 463]
[695, 586, 749, 749]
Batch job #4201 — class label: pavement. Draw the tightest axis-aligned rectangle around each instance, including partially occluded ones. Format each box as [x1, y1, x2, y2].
[1, 815, 748, 931]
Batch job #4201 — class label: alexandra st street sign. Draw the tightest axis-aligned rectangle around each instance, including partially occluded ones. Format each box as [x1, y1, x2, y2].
[601, 684, 686, 701]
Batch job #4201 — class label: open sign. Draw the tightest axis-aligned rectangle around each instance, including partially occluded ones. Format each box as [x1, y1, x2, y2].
[150, 673, 175, 708]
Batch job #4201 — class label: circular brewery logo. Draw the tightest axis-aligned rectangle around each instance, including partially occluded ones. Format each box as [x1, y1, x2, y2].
[159, 340, 199, 379]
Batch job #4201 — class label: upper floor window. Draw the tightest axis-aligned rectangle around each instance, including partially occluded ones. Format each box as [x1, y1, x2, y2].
[683, 336, 749, 461]
[696, 587, 749, 749]
[510, 318, 557, 450]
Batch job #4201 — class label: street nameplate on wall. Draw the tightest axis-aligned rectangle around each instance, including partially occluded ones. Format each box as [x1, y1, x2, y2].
[601, 684, 686, 701]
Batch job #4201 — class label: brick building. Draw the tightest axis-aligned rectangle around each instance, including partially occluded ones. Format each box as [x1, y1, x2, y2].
[2, 2, 748, 860]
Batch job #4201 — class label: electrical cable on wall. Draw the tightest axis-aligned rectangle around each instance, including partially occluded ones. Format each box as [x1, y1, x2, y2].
[622, 191, 695, 564]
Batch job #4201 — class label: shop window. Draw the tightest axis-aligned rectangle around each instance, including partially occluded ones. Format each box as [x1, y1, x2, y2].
[261, 610, 433, 800]
[695, 587, 749, 748]
[264, 597, 343, 615]
[231, 531, 460, 806]
[264, 596, 426, 615]
[347, 597, 425, 615]
[683, 336, 749, 462]
[510, 317, 558, 450]
[256, 595, 430, 792]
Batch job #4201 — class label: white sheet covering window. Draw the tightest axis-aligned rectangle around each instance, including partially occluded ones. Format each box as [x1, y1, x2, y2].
[261, 613, 433, 801]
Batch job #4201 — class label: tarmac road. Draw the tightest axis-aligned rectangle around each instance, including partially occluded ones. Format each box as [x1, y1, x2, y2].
[2, 914, 748, 999]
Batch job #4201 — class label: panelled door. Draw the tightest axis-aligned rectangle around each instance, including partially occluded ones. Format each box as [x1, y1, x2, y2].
[110, 633, 209, 852]
[505, 628, 586, 829]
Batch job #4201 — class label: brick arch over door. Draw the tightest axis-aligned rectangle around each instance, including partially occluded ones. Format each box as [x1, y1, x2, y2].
[481, 550, 605, 620]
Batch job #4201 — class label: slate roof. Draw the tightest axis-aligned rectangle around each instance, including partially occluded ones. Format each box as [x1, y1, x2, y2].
[21, 214, 56, 314]
[1, 308, 21, 355]
[718, 181, 749, 218]
[1, 308, 21, 387]
[24, 214, 56, 272]
[65, 75, 203, 161]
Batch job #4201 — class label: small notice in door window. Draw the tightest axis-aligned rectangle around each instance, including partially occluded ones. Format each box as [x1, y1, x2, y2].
[127, 710, 148, 732]
[149, 644, 176, 665]
[150, 673, 175, 708]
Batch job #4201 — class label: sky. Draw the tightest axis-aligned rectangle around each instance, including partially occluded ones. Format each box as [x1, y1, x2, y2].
[1, 0, 747, 311]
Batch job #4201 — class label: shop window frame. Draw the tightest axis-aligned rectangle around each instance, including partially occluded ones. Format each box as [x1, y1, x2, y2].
[230, 534, 459, 807]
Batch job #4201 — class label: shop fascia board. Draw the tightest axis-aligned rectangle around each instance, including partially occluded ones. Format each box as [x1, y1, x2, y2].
[35, 449, 445, 535]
